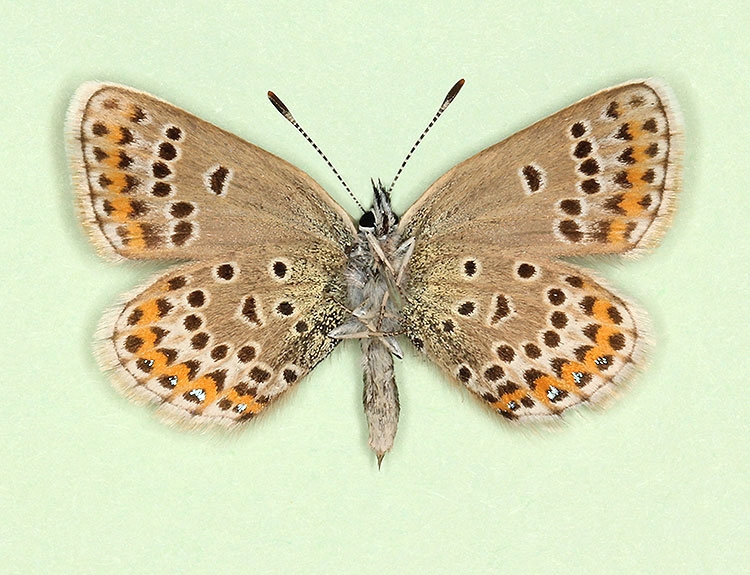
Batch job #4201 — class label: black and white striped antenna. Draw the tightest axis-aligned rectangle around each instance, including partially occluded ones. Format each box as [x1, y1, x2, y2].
[268, 79, 465, 210]
[268, 90, 366, 213]
[388, 79, 465, 193]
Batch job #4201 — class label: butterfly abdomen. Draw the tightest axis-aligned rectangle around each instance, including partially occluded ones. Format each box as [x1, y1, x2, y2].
[362, 337, 399, 466]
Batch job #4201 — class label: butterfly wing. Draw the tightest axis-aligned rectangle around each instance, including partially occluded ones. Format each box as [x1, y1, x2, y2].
[68, 83, 358, 426]
[399, 80, 682, 257]
[99, 245, 349, 426]
[399, 80, 682, 419]
[401, 246, 645, 420]
[67, 82, 356, 261]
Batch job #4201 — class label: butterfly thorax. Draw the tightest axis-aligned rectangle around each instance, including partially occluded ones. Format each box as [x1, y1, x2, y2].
[340, 182, 404, 342]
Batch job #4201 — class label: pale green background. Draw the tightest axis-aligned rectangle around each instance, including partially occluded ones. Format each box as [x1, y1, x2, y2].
[1, 1, 747, 573]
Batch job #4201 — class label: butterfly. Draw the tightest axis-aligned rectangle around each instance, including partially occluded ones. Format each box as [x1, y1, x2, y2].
[67, 79, 682, 465]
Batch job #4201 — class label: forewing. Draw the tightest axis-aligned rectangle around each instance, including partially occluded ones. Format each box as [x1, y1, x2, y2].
[98, 245, 348, 427]
[67, 82, 356, 261]
[402, 245, 646, 420]
[399, 80, 682, 257]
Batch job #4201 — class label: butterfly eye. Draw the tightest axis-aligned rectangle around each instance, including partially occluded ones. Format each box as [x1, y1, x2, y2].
[359, 211, 376, 228]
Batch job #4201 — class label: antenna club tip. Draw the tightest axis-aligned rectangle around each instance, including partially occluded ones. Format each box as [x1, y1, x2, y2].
[444, 78, 466, 104]
[267, 90, 290, 116]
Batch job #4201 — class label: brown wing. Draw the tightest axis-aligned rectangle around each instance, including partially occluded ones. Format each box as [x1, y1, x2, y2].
[98, 244, 348, 427]
[401, 245, 646, 420]
[399, 80, 682, 258]
[66, 82, 356, 261]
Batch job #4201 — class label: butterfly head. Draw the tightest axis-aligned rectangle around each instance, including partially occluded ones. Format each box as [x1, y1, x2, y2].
[358, 179, 399, 238]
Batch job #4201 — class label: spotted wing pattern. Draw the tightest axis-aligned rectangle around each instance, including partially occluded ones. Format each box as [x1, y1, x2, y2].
[400, 80, 681, 420]
[99, 246, 349, 426]
[402, 246, 644, 420]
[67, 83, 358, 427]
[400, 80, 682, 258]
[67, 82, 355, 261]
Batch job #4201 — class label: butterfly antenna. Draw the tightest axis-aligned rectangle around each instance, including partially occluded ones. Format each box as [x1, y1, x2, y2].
[268, 90, 366, 213]
[388, 78, 465, 193]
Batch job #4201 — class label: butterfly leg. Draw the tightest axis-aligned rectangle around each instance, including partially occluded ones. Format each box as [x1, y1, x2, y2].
[394, 237, 416, 286]
[368, 237, 415, 334]
[365, 233, 397, 275]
